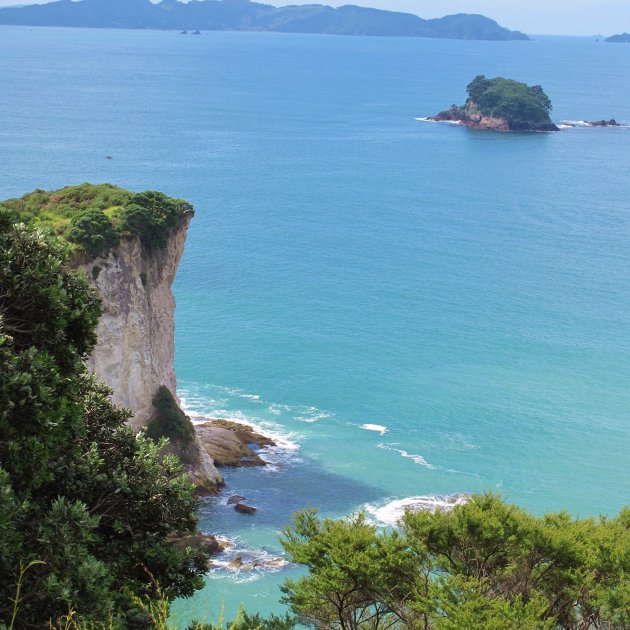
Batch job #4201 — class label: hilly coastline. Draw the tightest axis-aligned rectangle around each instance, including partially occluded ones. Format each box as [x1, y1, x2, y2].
[605, 32, 630, 42]
[0, 0, 530, 41]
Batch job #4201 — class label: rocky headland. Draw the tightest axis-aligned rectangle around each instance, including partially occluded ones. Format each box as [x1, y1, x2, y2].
[0, 184, 255, 496]
[430, 75, 559, 132]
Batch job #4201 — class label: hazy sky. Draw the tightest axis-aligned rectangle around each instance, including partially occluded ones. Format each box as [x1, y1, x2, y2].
[0, 0, 629, 36]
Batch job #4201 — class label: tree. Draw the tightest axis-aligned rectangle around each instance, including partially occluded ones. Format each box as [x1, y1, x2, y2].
[280, 494, 630, 629]
[68, 207, 120, 258]
[0, 218, 206, 628]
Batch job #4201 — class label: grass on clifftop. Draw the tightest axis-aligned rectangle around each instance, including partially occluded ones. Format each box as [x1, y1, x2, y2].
[0, 183, 193, 258]
[466, 75, 554, 125]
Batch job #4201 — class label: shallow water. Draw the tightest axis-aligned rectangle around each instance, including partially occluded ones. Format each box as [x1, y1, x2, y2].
[1, 27, 629, 625]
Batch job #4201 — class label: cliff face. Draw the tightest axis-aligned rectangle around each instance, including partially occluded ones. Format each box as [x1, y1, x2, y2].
[73, 214, 225, 494]
[77, 215, 190, 428]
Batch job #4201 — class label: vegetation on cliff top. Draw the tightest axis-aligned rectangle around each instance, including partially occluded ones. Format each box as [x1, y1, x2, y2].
[0, 183, 193, 258]
[466, 75, 554, 125]
[0, 215, 205, 628]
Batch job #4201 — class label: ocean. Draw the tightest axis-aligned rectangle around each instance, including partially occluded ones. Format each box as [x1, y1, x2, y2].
[1, 26, 629, 626]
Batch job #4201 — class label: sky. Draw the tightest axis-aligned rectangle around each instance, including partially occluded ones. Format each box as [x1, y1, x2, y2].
[0, 0, 629, 36]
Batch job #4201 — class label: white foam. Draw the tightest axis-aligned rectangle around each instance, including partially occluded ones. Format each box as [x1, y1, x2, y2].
[206, 537, 290, 584]
[377, 443, 435, 469]
[294, 406, 331, 423]
[415, 117, 463, 126]
[360, 424, 388, 435]
[366, 494, 469, 526]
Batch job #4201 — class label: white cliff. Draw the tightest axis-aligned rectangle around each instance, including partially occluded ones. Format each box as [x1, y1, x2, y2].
[74, 213, 224, 494]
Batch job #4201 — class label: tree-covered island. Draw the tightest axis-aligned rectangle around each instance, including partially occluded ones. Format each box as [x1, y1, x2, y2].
[605, 33, 630, 43]
[430, 76, 559, 132]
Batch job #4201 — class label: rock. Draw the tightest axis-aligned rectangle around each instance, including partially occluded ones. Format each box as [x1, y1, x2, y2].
[586, 119, 619, 127]
[234, 503, 257, 515]
[229, 556, 243, 568]
[227, 495, 247, 505]
[167, 531, 223, 556]
[195, 419, 275, 468]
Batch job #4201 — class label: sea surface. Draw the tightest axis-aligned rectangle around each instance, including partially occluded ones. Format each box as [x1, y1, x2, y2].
[1, 26, 629, 626]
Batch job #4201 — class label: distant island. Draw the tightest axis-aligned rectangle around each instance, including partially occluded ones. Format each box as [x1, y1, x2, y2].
[429, 76, 559, 132]
[0, 0, 530, 41]
[605, 33, 630, 43]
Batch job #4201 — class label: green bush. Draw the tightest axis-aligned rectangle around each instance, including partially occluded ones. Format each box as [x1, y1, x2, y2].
[120, 192, 192, 250]
[188, 612, 298, 630]
[0, 184, 193, 258]
[68, 208, 120, 258]
[146, 386, 195, 444]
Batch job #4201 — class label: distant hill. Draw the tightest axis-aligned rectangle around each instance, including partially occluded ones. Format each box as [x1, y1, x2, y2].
[0, 0, 530, 41]
[605, 33, 630, 43]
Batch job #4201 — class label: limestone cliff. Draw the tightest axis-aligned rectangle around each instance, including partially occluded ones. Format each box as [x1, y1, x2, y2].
[73, 213, 224, 494]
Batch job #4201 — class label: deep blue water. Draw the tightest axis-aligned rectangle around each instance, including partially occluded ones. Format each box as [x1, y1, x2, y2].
[1, 26, 629, 626]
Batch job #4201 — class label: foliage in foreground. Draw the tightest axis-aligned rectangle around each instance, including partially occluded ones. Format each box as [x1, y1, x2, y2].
[465, 75, 554, 125]
[280, 494, 630, 630]
[0, 183, 193, 257]
[188, 611, 298, 630]
[0, 216, 206, 628]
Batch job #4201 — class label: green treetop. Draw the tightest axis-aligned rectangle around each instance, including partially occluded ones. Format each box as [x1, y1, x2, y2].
[465, 75, 554, 126]
[280, 494, 630, 630]
[0, 183, 193, 258]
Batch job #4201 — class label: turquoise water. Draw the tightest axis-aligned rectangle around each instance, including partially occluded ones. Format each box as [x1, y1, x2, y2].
[1, 26, 630, 625]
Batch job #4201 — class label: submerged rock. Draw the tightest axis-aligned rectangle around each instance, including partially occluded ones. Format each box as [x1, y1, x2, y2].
[235, 503, 257, 515]
[227, 495, 247, 505]
[586, 119, 619, 127]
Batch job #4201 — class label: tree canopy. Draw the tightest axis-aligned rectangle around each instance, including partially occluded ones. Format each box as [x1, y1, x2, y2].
[280, 494, 630, 630]
[466, 75, 554, 125]
[0, 183, 194, 258]
[0, 215, 205, 628]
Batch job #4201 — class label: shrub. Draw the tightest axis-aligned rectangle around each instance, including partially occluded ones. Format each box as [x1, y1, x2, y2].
[146, 386, 196, 444]
[68, 208, 120, 258]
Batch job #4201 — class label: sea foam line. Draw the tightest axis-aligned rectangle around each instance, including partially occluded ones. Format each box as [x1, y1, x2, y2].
[366, 494, 469, 526]
[377, 442, 435, 469]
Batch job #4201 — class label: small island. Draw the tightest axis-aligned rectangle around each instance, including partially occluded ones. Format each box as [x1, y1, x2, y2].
[430, 76, 559, 132]
[605, 33, 630, 43]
